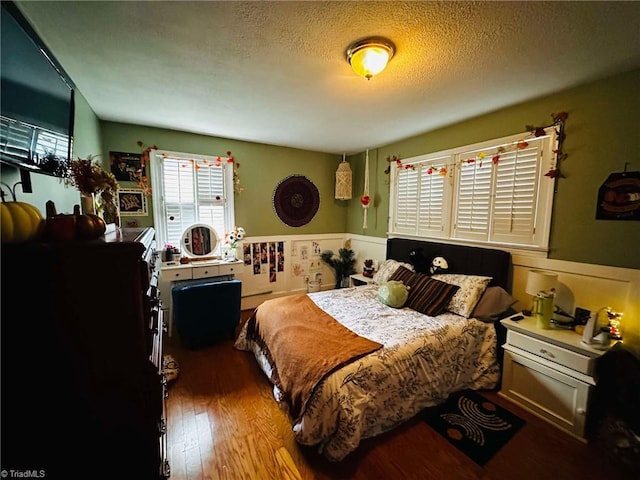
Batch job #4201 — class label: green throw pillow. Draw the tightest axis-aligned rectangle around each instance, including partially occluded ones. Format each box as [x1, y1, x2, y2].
[378, 280, 409, 308]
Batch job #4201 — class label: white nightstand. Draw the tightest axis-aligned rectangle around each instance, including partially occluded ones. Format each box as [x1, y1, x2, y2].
[349, 273, 375, 287]
[499, 313, 615, 441]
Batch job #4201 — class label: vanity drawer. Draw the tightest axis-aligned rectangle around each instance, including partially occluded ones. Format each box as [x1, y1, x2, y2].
[507, 330, 593, 375]
[161, 268, 192, 281]
[192, 265, 221, 279]
[219, 263, 240, 275]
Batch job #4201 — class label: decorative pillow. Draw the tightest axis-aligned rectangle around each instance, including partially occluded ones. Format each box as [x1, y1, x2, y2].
[373, 259, 414, 285]
[471, 286, 518, 322]
[431, 273, 493, 318]
[377, 281, 409, 308]
[388, 265, 416, 286]
[404, 272, 460, 316]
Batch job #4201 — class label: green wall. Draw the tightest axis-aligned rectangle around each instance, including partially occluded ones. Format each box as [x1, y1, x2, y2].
[0, 90, 101, 217]
[347, 69, 640, 270]
[7, 69, 638, 271]
[99, 122, 347, 234]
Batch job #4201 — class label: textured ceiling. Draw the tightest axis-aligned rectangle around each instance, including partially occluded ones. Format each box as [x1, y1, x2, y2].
[14, 1, 640, 155]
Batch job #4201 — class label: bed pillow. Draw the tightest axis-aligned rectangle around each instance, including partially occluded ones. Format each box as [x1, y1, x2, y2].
[404, 272, 460, 316]
[377, 281, 409, 308]
[431, 273, 492, 318]
[471, 286, 518, 322]
[373, 259, 414, 285]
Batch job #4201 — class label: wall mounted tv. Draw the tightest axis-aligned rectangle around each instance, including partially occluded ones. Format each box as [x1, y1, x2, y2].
[0, 1, 75, 177]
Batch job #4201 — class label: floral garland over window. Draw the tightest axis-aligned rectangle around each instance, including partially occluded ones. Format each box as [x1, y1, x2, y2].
[136, 143, 243, 196]
[136, 140, 157, 197]
[190, 150, 243, 195]
[384, 112, 569, 184]
[225, 151, 243, 195]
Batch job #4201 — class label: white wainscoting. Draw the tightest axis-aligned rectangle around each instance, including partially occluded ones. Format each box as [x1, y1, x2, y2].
[511, 255, 640, 349]
[238, 233, 347, 310]
[347, 234, 388, 274]
[238, 234, 639, 349]
[340, 236, 640, 349]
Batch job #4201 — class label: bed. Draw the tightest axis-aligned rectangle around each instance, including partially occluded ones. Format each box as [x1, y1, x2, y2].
[234, 238, 513, 461]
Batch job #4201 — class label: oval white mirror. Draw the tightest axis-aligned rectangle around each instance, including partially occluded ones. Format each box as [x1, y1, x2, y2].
[181, 223, 219, 257]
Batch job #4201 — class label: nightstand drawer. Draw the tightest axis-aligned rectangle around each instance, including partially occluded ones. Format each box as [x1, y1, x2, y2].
[500, 350, 590, 439]
[507, 330, 593, 375]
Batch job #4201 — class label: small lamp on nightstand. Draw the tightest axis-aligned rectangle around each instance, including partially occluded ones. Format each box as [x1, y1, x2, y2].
[525, 269, 558, 329]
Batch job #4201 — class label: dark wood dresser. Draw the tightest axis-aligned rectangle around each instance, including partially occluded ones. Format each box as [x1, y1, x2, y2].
[1, 227, 169, 479]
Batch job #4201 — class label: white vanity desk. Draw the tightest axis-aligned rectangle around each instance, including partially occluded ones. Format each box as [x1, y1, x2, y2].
[159, 259, 242, 336]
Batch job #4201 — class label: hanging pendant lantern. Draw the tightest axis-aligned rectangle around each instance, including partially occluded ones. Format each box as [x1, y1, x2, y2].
[335, 153, 352, 200]
[362, 149, 370, 229]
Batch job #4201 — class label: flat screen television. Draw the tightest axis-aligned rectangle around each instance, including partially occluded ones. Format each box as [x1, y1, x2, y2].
[0, 1, 75, 177]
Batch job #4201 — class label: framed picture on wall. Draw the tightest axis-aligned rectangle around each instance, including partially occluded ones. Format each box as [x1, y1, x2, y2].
[118, 188, 148, 216]
[109, 151, 145, 182]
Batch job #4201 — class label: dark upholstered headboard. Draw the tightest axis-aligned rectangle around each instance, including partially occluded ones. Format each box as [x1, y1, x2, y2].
[386, 238, 512, 292]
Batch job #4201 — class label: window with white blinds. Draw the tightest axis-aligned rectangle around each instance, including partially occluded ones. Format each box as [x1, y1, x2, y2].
[389, 128, 556, 251]
[150, 150, 235, 252]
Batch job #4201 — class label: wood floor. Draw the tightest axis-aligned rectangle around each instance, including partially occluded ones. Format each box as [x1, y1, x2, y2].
[165, 313, 634, 480]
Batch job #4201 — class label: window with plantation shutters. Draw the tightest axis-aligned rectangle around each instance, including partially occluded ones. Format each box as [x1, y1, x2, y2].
[150, 150, 235, 252]
[391, 154, 451, 238]
[389, 128, 556, 251]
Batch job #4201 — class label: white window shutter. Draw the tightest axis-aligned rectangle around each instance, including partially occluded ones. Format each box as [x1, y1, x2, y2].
[393, 166, 419, 234]
[491, 141, 541, 245]
[453, 159, 492, 241]
[417, 158, 450, 238]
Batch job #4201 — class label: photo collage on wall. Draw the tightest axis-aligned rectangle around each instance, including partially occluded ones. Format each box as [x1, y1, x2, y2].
[244, 241, 285, 283]
[291, 240, 323, 282]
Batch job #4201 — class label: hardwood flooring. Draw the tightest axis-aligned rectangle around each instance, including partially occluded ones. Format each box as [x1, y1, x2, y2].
[165, 313, 634, 480]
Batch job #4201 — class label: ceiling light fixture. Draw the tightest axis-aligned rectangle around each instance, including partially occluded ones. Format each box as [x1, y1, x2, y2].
[346, 37, 395, 80]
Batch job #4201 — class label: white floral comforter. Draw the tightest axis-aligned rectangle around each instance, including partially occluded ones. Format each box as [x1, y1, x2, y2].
[234, 285, 500, 461]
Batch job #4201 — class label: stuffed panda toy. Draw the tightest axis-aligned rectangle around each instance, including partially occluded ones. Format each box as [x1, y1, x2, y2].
[430, 256, 449, 275]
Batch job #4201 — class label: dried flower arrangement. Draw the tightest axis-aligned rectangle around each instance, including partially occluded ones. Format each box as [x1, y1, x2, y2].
[66, 155, 119, 220]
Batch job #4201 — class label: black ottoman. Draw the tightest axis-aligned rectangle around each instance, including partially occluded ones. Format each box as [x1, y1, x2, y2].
[172, 279, 242, 349]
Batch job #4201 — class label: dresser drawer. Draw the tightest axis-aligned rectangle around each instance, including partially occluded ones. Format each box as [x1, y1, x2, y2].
[507, 330, 593, 375]
[219, 263, 240, 275]
[192, 265, 221, 279]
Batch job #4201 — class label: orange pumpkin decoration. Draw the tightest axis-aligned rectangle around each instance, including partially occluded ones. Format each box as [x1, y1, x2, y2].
[44, 200, 106, 242]
[73, 204, 106, 240]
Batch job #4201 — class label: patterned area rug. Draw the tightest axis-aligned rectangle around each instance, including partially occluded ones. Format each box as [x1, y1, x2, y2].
[423, 390, 525, 465]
